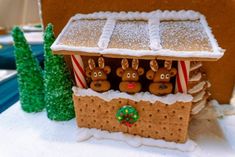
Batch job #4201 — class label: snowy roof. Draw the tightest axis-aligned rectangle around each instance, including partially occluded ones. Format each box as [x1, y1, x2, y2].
[51, 10, 224, 61]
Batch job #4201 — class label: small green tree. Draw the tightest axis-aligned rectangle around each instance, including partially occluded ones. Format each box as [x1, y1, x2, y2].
[44, 24, 75, 121]
[12, 27, 44, 112]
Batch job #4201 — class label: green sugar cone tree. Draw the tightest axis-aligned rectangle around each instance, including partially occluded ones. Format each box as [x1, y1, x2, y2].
[44, 23, 75, 121]
[12, 27, 44, 112]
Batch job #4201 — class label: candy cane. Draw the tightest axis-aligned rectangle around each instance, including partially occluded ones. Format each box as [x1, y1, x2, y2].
[71, 55, 87, 88]
[175, 61, 190, 93]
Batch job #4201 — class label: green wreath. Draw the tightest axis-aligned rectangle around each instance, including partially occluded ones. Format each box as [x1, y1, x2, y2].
[116, 105, 139, 127]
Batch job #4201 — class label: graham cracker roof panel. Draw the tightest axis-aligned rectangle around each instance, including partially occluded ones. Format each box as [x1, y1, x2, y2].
[160, 20, 212, 51]
[57, 19, 106, 48]
[51, 10, 224, 61]
[108, 20, 150, 50]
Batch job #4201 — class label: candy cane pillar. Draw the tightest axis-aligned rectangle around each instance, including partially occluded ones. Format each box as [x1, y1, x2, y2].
[71, 55, 87, 88]
[175, 61, 190, 93]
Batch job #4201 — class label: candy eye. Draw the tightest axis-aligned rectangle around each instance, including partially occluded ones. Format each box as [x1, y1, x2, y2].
[160, 74, 164, 79]
[98, 71, 102, 76]
[132, 73, 136, 78]
[127, 73, 131, 78]
[93, 72, 97, 77]
[165, 74, 170, 79]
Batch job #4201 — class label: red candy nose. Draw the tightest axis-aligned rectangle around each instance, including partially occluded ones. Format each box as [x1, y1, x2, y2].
[127, 83, 136, 89]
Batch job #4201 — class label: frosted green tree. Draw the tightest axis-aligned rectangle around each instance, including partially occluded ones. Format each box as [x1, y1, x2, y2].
[12, 27, 44, 112]
[44, 24, 75, 121]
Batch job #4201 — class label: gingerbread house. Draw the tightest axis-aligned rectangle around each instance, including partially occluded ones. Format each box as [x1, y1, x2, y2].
[51, 10, 224, 143]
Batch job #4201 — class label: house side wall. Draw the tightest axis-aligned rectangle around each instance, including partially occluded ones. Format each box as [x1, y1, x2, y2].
[40, 0, 235, 103]
[73, 94, 192, 143]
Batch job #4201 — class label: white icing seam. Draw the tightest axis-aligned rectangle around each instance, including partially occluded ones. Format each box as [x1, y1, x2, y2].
[189, 72, 202, 82]
[190, 62, 202, 71]
[148, 18, 162, 50]
[191, 99, 207, 115]
[200, 16, 225, 55]
[192, 90, 206, 102]
[72, 87, 193, 105]
[98, 19, 116, 49]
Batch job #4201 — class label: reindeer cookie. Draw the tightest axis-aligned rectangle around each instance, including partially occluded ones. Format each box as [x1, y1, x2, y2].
[146, 60, 177, 95]
[116, 59, 144, 94]
[85, 57, 111, 92]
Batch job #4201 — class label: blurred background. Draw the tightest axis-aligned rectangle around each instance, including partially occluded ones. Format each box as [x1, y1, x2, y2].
[0, 0, 43, 112]
[0, 0, 41, 30]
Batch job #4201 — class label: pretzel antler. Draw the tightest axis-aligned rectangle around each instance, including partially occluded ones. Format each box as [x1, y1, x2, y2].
[164, 60, 172, 70]
[88, 58, 96, 70]
[98, 57, 105, 69]
[121, 58, 129, 70]
[132, 59, 139, 70]
[150, 60, 159, 72]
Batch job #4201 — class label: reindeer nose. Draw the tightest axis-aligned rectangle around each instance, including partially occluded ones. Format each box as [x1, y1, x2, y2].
[94, 82, 101, 87]
[159, 83, 167, 89]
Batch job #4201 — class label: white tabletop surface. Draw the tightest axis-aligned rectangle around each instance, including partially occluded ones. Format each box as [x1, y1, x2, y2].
[0, 101, 235, 157]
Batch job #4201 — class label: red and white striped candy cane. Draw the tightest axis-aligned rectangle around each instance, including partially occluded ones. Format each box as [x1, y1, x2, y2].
[71, 55, 87, 88]
[175, 61, 190, 93]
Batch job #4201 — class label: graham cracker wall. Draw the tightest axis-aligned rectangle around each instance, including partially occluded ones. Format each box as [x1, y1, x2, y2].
[40, 0, 235, 104]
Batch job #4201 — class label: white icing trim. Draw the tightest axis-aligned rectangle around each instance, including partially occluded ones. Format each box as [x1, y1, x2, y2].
[192, 90, 206, 102]
[189, 72, 202, 82]
[190, 62, 202, 71]
[51, 44, 224, 59]
[148, 18, 162, 50]
[98, 19, 116, 49]
[77, 128, 197, 152]
[191, 99, 207, 115]
[72, 10, 201, 21]
[51, 10, 224, 60]
[72, 87, 193, 105]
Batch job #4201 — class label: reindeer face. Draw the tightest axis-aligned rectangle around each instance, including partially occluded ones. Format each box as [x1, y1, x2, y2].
[117, 67, 144, 82]
[86, 57, 111, 81]
[85, 57, 111, 92]
[90, 67, 109, 81]
[152, 68, 177, 83]
[116, 59, 144, 94]
[146, 60, 177, 95]
[146, 60, 177, 83]
[116, 59, 144, 82]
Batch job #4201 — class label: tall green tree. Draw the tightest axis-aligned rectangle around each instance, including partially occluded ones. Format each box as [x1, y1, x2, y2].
[12, 27, 44, 112]
[44, 24, 75, 121]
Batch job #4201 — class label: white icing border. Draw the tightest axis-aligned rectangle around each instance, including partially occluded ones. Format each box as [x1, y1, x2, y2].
[77, 127, 197, 152]
[98, 19, 116, 49]
[72, 10, 201, 21]
[51, 44, 224, 59]
[72, 87, 192, 105]
[51, 10, 224, 60]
